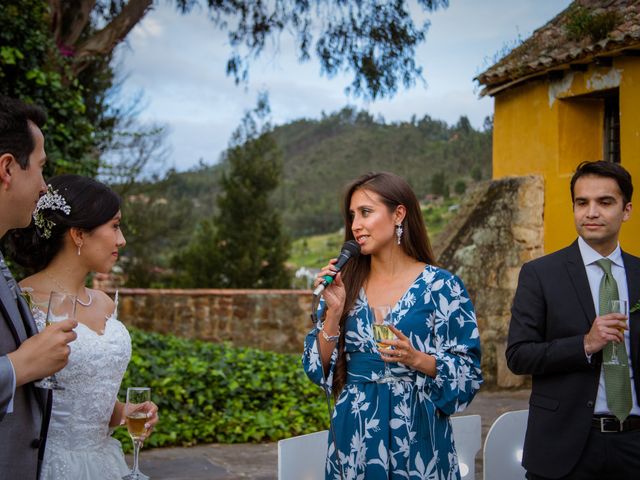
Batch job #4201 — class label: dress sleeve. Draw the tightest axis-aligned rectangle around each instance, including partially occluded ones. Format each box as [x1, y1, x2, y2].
[417, 273, 482, 415]
[301, 299, 338, 393]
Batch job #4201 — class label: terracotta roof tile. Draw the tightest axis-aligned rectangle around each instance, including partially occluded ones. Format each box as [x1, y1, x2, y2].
[476, 0, 640, 94]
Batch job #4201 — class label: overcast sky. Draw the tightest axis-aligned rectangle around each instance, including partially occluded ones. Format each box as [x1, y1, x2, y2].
[115, 0, 573, 172]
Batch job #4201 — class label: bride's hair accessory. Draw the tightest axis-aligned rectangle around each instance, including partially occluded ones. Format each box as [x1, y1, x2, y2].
[33, 185, 72, 238]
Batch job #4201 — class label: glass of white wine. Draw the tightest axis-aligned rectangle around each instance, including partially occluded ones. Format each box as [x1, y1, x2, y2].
[605, 300, 628, 366]
[123, 387, 151, 480]
[372, 305, 397, 383]
[35, 291, 77, 390]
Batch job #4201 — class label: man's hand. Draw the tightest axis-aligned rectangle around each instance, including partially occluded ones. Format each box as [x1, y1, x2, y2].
[7, 319, 77, 387]
[584, 313, 627, 355]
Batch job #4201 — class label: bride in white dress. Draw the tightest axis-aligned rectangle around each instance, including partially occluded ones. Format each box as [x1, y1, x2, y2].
[7, 174, 158, 479]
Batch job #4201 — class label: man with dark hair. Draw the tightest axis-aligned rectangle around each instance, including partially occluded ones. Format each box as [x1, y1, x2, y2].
[507, 160, 639, 479]
[0, 95, 77, 478]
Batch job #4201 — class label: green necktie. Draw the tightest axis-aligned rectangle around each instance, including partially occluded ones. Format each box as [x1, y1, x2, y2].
[596, 258, 632, 422]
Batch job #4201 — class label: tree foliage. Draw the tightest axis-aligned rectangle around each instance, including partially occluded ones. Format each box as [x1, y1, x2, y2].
[173, 99, 291, 288]
[1, 0, 167, 179]
[49, 0, 448, 101]
[0, 0, 96, 176]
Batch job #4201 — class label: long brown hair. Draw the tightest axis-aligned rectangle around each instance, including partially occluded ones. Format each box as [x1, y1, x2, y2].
[332, 171, 436, 397]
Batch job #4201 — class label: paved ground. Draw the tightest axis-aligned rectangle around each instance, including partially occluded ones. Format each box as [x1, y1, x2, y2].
[128, 388, 531, 480]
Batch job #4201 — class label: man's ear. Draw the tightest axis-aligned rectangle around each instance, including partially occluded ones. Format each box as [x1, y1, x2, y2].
[622, 202, 632, 223]
[0, 153, 15, 190]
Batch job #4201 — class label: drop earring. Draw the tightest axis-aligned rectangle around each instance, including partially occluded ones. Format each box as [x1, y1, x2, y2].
[395, 224, 403, 245]
[77, 244, 82, 256]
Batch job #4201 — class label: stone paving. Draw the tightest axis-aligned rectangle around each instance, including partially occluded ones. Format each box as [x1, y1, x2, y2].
[129, 388, 531, 480]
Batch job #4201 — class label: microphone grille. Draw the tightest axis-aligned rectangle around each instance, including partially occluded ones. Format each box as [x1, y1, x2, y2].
[342, 240, 361, 258]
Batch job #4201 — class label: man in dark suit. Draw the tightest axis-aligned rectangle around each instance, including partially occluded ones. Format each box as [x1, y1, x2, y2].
[507, 160, 639, 480]
[0, 96, 77, 478]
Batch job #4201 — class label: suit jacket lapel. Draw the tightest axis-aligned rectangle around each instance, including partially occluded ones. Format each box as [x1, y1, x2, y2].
[15, 287, 38, 338]
[14, 290, 47, 411]
[565, 240, 597, 326]
[0, 273, 47, 412]
[622, 251, 640, 379]
[0, 273, 27, 344]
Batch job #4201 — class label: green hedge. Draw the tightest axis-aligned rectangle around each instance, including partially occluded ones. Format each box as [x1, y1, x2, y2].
[113, 328, 328, 451]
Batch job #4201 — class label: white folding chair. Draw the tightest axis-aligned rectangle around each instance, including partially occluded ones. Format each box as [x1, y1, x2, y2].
[483, 409, 528, 480]
[278, 430, 328, 480]
[451, 414, 482, 480]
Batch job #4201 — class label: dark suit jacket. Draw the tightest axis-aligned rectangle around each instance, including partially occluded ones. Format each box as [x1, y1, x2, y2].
[506, 240, 640, 479]
[0, 269, 49, 479]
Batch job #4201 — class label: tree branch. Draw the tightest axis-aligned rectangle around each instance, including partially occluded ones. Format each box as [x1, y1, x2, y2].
[72, 0, 153, 75]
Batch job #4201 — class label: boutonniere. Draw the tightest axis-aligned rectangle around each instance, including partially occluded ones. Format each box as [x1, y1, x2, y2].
[631, 299, 640, 314]
[20, 290, 35, 311]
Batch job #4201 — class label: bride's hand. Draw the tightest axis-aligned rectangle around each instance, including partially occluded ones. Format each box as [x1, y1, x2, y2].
[141, 401, 159, 438]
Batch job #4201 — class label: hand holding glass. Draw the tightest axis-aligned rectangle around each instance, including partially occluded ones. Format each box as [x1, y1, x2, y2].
[35, 291, 77, 390]
[606, 300, 628, 366]
[123, 387, 151, 480]
[372, 305, 397, 383]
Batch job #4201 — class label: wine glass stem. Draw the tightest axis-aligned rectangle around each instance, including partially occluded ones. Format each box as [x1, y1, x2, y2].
[132, 439, 142, 473]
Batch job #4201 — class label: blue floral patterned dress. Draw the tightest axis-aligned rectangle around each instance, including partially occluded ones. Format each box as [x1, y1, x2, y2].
[302, 265, 482, 480]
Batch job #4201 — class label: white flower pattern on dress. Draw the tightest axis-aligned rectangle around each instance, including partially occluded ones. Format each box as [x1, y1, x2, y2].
[303, 265, 482, 480]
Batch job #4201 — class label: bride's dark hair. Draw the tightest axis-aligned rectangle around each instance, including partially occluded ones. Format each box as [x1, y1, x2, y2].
[7, 174, 121, 272]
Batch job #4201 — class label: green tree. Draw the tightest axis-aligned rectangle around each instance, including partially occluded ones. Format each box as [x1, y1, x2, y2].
[1, 0, 167, 178]
[0, 1, 96, 176]
[174, 97, 291, 288]
[431, 171, 447, 196]
[454, 180, 466, 195]
[171, 220, 221, 288]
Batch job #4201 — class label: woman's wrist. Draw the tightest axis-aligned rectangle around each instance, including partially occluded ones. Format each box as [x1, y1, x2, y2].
[113, 401, 125, 426]
[413, 351, 437, 378]
[320, 323, 340, 342]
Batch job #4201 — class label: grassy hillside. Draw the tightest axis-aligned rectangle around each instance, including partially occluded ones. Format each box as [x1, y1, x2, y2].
[289, 197, 460, 269]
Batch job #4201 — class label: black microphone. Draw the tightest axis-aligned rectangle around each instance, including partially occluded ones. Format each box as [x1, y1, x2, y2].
[312, 240, 361, 296]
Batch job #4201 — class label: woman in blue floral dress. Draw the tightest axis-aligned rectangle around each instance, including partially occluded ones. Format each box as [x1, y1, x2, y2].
[303, 172, 482, 480]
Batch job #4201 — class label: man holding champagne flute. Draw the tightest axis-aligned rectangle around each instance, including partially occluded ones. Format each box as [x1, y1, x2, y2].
[507, 161, 640, 479]
[0, 96, 77, 479]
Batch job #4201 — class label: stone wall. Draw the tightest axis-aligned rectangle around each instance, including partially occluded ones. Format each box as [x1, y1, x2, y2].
[434, 175, 544, 387]
[110, 175, 544, 387]
[110, 288, 314, 354]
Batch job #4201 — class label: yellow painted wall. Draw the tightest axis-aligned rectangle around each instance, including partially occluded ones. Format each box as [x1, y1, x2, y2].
[492, 58, 640, 256]
[618, 57, 640, 255]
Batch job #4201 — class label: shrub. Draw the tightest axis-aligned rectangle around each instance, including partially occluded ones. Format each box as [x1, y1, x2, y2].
[113, 328, 328, 451]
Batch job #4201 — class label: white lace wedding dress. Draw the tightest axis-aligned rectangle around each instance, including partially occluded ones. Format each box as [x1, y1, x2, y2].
[33, 295, 132, 479]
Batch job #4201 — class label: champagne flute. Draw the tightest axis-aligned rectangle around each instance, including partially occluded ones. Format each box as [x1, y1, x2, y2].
[35, 291, 77, 390]
[606, 300, 628, 366]
[123, 387, 151, 480]
[372, 305, 397, 383]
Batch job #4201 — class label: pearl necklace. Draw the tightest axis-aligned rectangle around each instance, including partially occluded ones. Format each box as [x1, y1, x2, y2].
[45, 272, 93, 307]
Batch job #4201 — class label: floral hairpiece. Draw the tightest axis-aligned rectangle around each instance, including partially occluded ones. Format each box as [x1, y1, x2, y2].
[33, 185, 71, 238]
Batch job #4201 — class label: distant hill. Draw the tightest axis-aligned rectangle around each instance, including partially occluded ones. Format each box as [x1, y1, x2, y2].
[117, 107, 491, 284]
[271, 107, 491, 236]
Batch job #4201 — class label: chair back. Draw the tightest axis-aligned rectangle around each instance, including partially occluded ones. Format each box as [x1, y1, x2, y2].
[278, 430, 328, 480]
[451, 414, 481, 480]
[483, 409, 528, 480]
